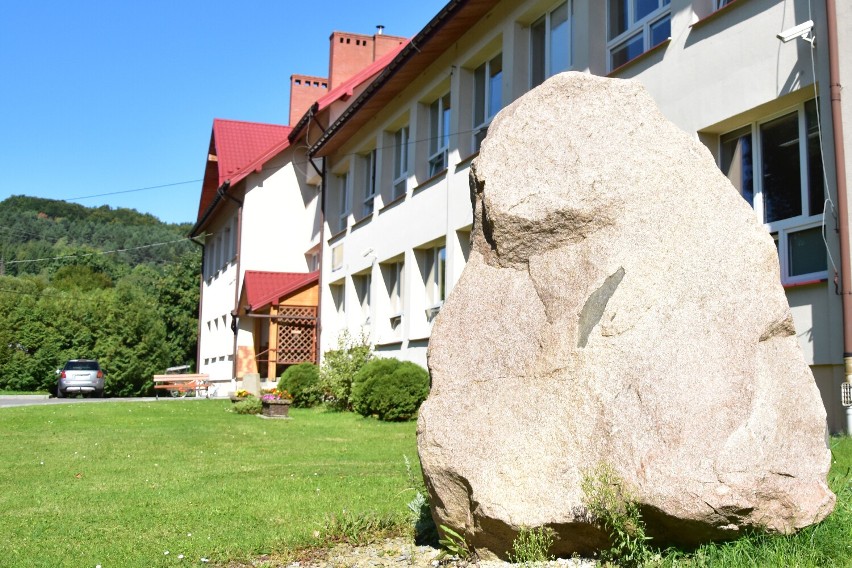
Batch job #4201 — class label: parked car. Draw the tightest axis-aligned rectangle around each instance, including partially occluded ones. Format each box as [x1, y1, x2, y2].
[57, 360, 105, 398]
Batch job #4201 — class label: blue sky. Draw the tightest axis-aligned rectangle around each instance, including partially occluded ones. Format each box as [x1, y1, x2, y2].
[0, 1, 445, 225]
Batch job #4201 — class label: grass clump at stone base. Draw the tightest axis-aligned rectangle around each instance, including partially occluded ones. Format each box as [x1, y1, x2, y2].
[655, 435, 852, 568]
[0, 401, 418, 568]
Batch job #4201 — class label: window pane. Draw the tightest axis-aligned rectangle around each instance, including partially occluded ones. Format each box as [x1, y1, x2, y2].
[441, 94, 451, 149]
[474, 63, 486, 126]
[788, 227, 827, 276]
[609, 0, 629, 39]
[550, 2, 570, 76]
[720, 127, 754, 207]
[650, 15, 670, 47]
[488, 54, 503, 120]
[635, 0, 658, 21]
[531, 17, 546, 87]
[805, 99, 825, 216]
[429, 99, 440, 154]
[761, 111, 802, 223]
[610, 33, 643, 69]
[438, 247, 446, 302]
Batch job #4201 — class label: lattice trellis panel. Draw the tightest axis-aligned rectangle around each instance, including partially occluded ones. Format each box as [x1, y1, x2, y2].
[277, 306, 317, 364]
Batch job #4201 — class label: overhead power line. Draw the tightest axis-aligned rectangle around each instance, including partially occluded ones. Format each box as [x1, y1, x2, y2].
[4, 235, 203, 266]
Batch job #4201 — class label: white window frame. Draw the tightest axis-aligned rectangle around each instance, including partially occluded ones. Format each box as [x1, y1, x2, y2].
[362, 149, 377, 218]
[330, 282, 345, 324]
[425, 245, 446, 321]
[719, 100, 828, 285]
[428, 93, 451, 177]
[331, 244, 344, 272]
[473, 53, 503, 152]
[607, 0, 671, 71]
[530, 1, 572, 88]
[387, 261, 404, 336]
[354, 272, 371, 325]
[392, 126, 409, 200]
[337, 172, 350, 231]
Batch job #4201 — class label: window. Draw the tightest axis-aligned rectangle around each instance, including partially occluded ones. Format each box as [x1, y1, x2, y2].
[392, 126, 409, 200]
[389, 261, 404, 315]
[719, 99, 827, 284]
[473, 54, 503, 151]
[362, 150, 377, 218]
[425, 246, 446, 322]
[331, 244, 343, 272]
[716, 0, 736, 8]
[337, 172, 350, 231]
[330, 283, 345, 323]
[607, 0, 671, 70]
[354, 273, 371, 324]
[531, 2, 571, 88]
[428, 93, 451, 176]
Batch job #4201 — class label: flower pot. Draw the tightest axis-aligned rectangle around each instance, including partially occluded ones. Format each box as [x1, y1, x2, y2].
[261, 399, 291, 418]
[230, 395, 246, 403]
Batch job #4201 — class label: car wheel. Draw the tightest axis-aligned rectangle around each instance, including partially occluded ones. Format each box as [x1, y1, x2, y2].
[97, 390, 105, 398]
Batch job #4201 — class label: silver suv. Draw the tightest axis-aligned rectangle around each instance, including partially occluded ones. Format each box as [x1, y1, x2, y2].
[57, 360, 105, 398]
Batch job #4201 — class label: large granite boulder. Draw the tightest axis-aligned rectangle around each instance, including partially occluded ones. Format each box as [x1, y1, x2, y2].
[416, 72, 834, 559]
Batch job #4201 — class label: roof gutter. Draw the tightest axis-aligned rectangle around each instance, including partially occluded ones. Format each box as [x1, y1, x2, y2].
[824, 0, 852, 374]
[188, 180, 231, 238]
[289, 102, 319, 144]
[309, 0, 466, 155]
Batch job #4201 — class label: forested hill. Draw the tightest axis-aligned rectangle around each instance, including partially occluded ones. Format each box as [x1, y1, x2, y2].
[0, 195, 195, 276]
[0, 195, 201, 395]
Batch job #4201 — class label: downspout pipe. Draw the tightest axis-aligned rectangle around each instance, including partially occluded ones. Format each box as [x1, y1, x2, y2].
[189, 237, 205, 374]
[824, 0, 852, 428]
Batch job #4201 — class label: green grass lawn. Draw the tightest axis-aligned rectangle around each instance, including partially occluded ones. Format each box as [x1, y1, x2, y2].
[1, 399, 850, 568]
[0, 400, 419, 568]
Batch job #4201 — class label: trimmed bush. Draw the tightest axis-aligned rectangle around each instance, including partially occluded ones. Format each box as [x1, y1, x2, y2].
[351, 358, 430, 421]
[320, 330, 372, 411]
[278, 362, 321, 408]
[233, 396, 261, 415]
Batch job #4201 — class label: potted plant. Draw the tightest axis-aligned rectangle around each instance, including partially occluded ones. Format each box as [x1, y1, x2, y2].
[230, 389, 252, 403]
[260, 389, 293, 418]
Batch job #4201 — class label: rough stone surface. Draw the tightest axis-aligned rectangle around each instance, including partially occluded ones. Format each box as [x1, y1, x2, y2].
[417, 72, 835, 560]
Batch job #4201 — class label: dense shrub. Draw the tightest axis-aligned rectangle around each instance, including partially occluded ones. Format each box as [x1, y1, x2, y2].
[351, 358, 430, 421]
[233, 396, 261, 415]
[320, 330, 372, 411]
[278, 362, 321, 407]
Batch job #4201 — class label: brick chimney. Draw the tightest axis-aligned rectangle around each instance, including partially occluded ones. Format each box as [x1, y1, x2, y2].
[328, 28, 407, 90]
[289, 75, 328, 127]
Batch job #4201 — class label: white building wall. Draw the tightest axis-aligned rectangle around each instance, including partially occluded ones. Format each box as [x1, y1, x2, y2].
[318, 0, 850, 430]
[199, 144, 320, 392]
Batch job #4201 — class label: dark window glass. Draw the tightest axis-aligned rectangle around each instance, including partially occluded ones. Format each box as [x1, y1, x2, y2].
[609, 0, 629, 39]
[531, 17, 546, 87]
[650, 15, 671, 47]
[761, 111, 802, 223]
[805, 99, 825, 216]
[788, 227, 827, 276]
[611, 33, 643, 69]
[721, 127, 754, 207]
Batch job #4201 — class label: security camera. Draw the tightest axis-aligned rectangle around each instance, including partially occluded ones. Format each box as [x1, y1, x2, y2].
[777, 20, 814, 43]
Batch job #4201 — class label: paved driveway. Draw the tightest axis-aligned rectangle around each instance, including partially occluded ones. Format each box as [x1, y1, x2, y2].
[0, 395, 195, 408]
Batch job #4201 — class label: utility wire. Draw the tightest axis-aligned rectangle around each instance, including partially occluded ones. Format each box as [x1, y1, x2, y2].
[4, 235, 202, 266]
[63, 179, 202, 202]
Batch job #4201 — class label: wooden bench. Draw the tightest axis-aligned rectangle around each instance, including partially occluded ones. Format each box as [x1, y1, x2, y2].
[153, 374, 211, 399]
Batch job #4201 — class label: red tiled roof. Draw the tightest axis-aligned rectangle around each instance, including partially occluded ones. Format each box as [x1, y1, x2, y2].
[194, 119, 292, 228]
[243, 270, 319, 311]
[315, 42, 408, 110]
[289, 41, 408, 143]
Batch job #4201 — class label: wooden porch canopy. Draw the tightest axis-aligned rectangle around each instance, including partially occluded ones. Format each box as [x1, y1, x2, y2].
[237, 270, 319, 382]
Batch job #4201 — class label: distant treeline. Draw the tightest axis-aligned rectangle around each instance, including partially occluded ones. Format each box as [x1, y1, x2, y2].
[0, 195, 200, 395]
